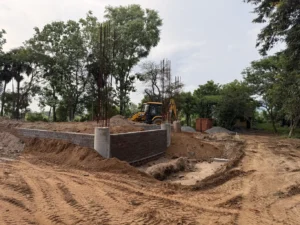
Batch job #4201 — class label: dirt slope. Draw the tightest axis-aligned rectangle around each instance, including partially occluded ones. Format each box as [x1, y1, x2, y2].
[1, 134, 300, 224]
[167, 132, 224, 160]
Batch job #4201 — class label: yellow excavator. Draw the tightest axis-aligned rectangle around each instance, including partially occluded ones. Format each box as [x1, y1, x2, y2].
[131, 99, 177, 125]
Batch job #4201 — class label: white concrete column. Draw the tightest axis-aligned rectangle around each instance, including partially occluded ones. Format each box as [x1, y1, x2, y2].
[173, 121, 181, 133]
[94, 127, 110, 158]
[161, 123, 171, 147]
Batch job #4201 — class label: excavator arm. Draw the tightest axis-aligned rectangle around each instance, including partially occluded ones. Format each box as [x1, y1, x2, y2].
[168, 99, 177, 121]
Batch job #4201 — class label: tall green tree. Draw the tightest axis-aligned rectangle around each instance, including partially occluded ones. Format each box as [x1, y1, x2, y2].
[216, 80, 256, 129]
[179, 92, 196, 126]
[105, 5, 162, 115]
[28, 19, 91, 121]
[243, 55, 284, 133]
[193, 80, 221, 118]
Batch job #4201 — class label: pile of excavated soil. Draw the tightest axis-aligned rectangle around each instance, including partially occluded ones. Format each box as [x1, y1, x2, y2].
[0, 132, 24, 159]
[24, 138, 148, 177]
[0, 117, 144, 134]
[205, 126, 235, 134]
[167, 132, 224, 160]
[145, 157, 191, 181]
[110, 115, 136, 126]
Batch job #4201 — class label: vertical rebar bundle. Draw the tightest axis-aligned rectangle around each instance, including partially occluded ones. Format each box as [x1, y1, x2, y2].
[97, 22, 114, 127]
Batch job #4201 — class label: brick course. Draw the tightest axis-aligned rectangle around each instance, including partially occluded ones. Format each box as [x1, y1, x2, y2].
[17, 128, 94, 149]
[110, 130, 167, 163]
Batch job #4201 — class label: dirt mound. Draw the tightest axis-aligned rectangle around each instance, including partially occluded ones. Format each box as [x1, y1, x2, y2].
[110, 115, 136, 126]
[205, 126, 235, 134]
[0, 119, 22, 129]
[24, 138, 146, 176]
[146, 157, 191, 180]
[0, 132, 24, 159]
[110, 125, 144, 134]
[167, 132, 223, 160]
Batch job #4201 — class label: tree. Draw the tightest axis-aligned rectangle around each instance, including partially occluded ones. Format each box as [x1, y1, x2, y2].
[179, 92, 196, 126]
[0, 29, 5, 53]
[0, 53, 13, 116]
[215, 80, 256, 129]
[137, 61, 161, 101]
[245, 0, 300, 60]
[28, 19, 91, 121]
[193, 81, 221, 118]
[243, 55, 284, 133]
[105, 5, 162, 115]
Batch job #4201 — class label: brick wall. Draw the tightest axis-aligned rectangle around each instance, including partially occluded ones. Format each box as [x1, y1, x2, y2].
[17, 128, 167, 164]
[110, 130, 167, 163]
[17, 128, 94, 149]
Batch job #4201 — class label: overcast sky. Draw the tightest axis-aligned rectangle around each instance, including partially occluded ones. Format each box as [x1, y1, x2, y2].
[0, 0, 271, 110]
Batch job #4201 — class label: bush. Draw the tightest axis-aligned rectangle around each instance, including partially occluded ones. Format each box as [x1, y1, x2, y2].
[26, 113, 48, 122]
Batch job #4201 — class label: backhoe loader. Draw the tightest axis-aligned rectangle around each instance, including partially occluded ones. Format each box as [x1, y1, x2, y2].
[130, 99, 177, 125]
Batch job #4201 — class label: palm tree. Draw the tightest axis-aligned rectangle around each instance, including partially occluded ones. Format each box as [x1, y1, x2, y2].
[0, 53, 13, 116]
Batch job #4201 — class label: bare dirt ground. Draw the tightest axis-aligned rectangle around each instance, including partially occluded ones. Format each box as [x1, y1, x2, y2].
[1, 132, 300, 224]
[0, 115, 145, 134]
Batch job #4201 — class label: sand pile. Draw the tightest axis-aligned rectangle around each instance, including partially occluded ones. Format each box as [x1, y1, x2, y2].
[167, 132, 224, 160]
[205, 127, 235, 134]
[0, 132, 24, 159]
[24, 138, 147, 176]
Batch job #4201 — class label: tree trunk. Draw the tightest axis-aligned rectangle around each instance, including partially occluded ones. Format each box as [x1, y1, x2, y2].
[16, 81, 20, 120]
[186, 114, 190, 126]
[53, 105, 57, 122]
[48, 108, 52, 121]
[119, 88, 124, 115]
[1, 82, 7, 116]
[271, 118, 278, 133]
[289, 123, 295, 138]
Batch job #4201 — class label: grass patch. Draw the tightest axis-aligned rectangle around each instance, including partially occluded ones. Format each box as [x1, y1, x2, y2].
[255, 122, 300, 138]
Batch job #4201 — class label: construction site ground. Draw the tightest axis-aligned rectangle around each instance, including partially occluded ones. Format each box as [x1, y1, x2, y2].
[0, 115, 148, 134]
[1, 122, 300, 224]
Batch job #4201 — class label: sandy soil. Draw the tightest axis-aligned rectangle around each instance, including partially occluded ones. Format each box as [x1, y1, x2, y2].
[168, 161, 226, 186]
[1, 133, 300, 224]
[0, 115, 145, 134]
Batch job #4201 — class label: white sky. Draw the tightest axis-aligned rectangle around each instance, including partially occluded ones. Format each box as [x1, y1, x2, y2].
[0, 0, 284, 111]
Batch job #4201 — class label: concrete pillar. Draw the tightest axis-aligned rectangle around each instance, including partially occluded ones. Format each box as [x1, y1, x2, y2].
[161, 123, 171, 147]
[94, 127, 110, 158]
[173, 121, 181, 133]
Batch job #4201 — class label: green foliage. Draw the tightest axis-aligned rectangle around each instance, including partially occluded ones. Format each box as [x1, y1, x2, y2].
[0, 29, 6, 53]
[26, 112, 48, 122]
[245, 0, 300, 60]
[193, 80, 221, 118]
[179, 92, 196, 126]
[105, 5, 162, 115]
[215, 80, 256, 130]
[56, 102, 68, 122]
